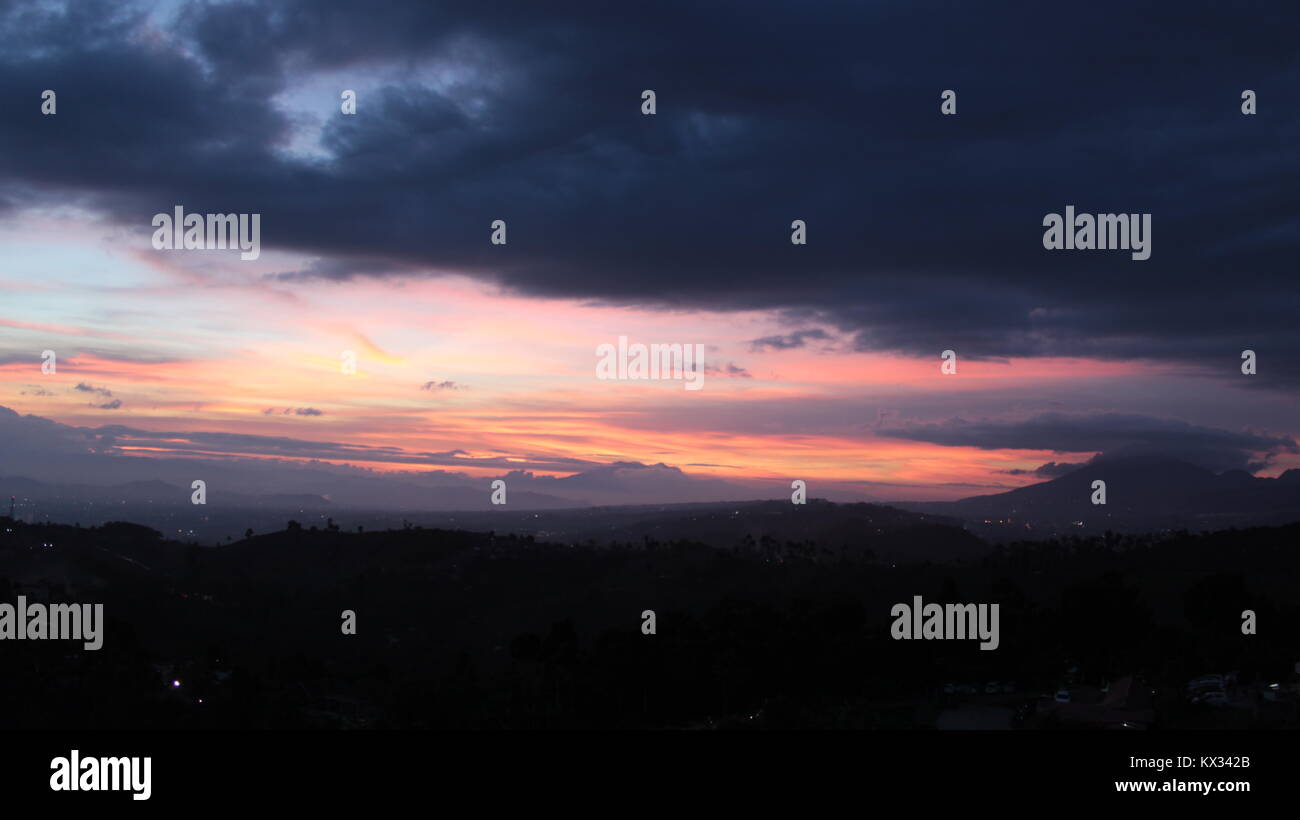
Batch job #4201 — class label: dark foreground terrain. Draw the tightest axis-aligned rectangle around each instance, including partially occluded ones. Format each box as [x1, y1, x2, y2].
[1, 512, 1297, 730]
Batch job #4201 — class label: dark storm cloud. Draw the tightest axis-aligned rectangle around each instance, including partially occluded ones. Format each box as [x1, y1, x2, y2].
[749, 329, 832, 352]
[268, 256, 423, 282]
[1, 1, 1298, 381]
[880, 412, 1299, 472]
[1004, 461, 1086, 479]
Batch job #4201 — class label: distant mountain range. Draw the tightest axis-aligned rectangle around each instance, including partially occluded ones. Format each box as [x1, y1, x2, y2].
[0, 476, 335, 511]
[0, 405, 804, 510]
[0, 474, 983, 561]
[410, 499, 986, 562]
[898, 454, 1300, 539]
[0, 473, 577, 526]
[0, 465, 774, 515]
[5, 451, 1300, 547]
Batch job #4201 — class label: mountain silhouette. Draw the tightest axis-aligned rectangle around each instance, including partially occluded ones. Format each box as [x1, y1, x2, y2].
[900, 453, 1300, 538]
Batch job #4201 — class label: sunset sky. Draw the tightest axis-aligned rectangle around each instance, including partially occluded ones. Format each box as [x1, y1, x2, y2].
[1, 0, 1297, 504]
